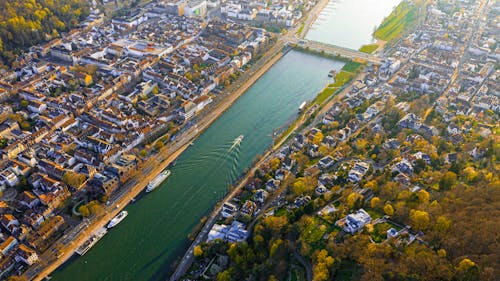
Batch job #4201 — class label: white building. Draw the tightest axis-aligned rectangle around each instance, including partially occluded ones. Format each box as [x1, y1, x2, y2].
[344, 209, 372, 233]
[207, 220, 249, 243]
[184, 0, 207, 17]
[347, 162, 370, 183]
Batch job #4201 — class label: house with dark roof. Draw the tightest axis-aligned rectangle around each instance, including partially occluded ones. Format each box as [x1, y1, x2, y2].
[253, 189, 269, 204]
[15, 244, 38, 265]
[318, 156, 335, 171]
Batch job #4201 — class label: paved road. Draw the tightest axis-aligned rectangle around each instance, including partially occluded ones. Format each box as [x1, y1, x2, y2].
[294, 251, 313, 281]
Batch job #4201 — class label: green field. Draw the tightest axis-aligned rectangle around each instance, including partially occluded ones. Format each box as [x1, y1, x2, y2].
[341, 61, 363, 73]
[331, 71, 353, 87]
[374, 1, 421, 41]
[359, 44, 379, 54]
[314, 70, 353, 104]
[315, 86, 338, 104]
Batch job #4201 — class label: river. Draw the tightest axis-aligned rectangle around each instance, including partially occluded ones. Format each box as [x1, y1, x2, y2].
[52, 50, 344, 281]
[306, 0, 401, 49]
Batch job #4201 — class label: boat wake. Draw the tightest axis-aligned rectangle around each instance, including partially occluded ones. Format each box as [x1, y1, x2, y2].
[217, 135, 243, 166]
[173, 135, 244, 174]
[228, 135, 244, 152]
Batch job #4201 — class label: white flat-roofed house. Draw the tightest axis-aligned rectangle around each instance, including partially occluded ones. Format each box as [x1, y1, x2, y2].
[344, 209, 372, 233]
[207, 220, 248, 243]
[347, 162, 370, 183]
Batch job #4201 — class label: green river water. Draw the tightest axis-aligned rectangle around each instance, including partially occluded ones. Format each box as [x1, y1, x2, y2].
[52, 50, 344, 281]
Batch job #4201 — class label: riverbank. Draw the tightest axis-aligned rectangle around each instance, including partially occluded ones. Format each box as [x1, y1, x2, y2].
[359, 39, 386, 54]
[299, 0, 331, 38]
[373, 0, 422, 42]
[169, 125, 280, 281]
[171, 56, 367, 281]
[27, 39, 287, 281]
[170, 58, 361, 281]
[31, 142, 191, 281]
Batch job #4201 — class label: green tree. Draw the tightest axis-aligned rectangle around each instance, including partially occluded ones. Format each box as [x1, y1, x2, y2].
[151, 85, 159, 95]
[292, 177, 307, 195]
[462, 167, 478, 183]
[409, 209, 430, 230]
[313, 249, 335, 281]
[383, 203, 394, 216]
[20, 100, 29, 109]
[455, 259, 480, 281]
[270, 158, 281, 170]
[370, 197, 381, 208]
[217, 270, 232, 281]
[87, 201, 103, 216]
[0, 138, 7, 149]
[439, 171, 457, 190]
[312, 131, 324, 145]
[20, 121, 31, 131]
[346, 193, 363, 209]
[154, 141, 164, 151]
[435, 216, 451, 233]
[0, 0, 90, 66]
[78, 205, 90, 217]
[417, 189, 430, 204]
[193, 245, 203, 258]
[62, 171, 86, 188]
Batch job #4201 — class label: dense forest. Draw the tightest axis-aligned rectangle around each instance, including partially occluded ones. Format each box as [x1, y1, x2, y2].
[0, 0, 90, 67]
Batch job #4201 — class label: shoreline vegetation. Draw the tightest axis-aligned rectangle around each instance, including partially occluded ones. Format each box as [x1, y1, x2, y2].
[359, 44, 379, 54]
[373, 0, 423, 42]
[275, 60, 363, 146]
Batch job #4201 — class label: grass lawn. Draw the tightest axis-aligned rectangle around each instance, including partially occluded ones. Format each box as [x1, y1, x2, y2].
[374, 1, 420, 41]
[341, 61, 363, 73]
[274, 207, 288, 217]
[359, 44, 379, 54]
[275, 118, 301, 146]
[371, 222, 392, 243]
[331, 71, 353, 87]
[313, 68, 355, 105]
[366, 209, 383, 219]
[315, 86, 339, 104]
[301, 217, 328, 244]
